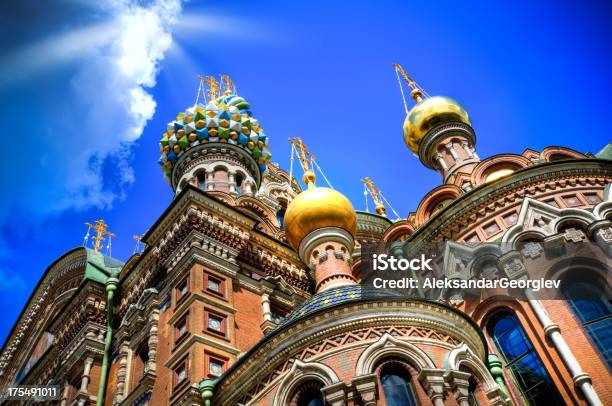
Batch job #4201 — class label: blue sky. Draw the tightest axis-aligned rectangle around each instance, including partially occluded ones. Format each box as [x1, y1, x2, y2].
[0, 0, 610, 345]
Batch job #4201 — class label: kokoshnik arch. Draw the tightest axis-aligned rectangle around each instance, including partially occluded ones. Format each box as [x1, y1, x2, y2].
[0, 67, 611, 406]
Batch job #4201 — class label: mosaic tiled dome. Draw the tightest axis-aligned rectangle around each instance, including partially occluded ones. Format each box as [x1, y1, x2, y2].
[158, 94, 272, 182]
[282, 285, 403, 326]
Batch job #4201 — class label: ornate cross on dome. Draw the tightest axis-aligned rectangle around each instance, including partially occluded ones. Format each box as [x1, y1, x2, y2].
[361, 177, 386, 216]
[289, 137, 314, 174]
[220, 74, 235, 95]
[393, 63, 425, 102]
[205, 76, 220, 100]
[84, 219, 116, 253]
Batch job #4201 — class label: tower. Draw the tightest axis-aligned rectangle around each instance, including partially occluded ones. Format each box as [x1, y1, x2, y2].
[395, 64, 480, 182]
[284, 139, 357, 292]
[158, 75, 272, 197]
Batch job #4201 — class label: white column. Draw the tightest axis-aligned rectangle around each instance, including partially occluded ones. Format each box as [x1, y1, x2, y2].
[460, 140, 473, 158]
[526, 291, 603, 406]
[147, 309, 159, 374]
[206, 171, 214, 191]
[445, 142, 459, 160]
[228, 171, 237, 194]
[261, 293, 272, 322]
[77, 357, 94, 406]
[435, 153, 448, 170]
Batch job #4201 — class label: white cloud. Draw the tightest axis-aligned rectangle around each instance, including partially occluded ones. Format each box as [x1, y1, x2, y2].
[53, 0, 182, 210]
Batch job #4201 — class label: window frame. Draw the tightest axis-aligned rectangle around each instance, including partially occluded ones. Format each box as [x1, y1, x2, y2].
[175, 275, 190, 305]
[204, 271, 226, 298]
[205, 309, 227, 337]
[174, 312, 190, 345]
[205, 352, 228, 378]
[172, 356, 190, 390]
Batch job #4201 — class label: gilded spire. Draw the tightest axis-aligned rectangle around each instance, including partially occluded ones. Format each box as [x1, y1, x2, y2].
[393, 63, 425, 103]
[288, 137, 316, 188]
[361, 177, 387, 216]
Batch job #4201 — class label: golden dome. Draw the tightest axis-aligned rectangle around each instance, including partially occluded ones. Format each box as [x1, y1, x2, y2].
[284, 187, 357, 251]
[403, 96, 471, 153]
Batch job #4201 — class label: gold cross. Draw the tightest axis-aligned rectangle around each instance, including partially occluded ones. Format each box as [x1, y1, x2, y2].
[85, 219, 116, 252]
[362, 177, 387, 215]
[289, 137, 315, 173]
[393, 63, 424, 102]
[205, 76, 220, 101]
[220, 74, 235, 94]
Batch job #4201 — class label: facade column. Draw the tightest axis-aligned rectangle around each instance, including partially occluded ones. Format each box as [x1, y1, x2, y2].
[147, 309, 159, 374]
[228, 171, 237, 195]
[77, 356, 94, 406]
[499, 251, 603, 406]
[419, 369, 446, 406]
[447, 370, 472, 406]
[60, 380, 70, 406]
[321, 381, 347, 406]
[445, 142, 459, 160]
[114, 342, 130, 405]
[435, 153, 448, 170]
[527, 293, 602, 406]
[206, 171, 214, 191]
[460, 140, 473, 158]
[261, 293, 272, 322]
[351, 374, 377, 406]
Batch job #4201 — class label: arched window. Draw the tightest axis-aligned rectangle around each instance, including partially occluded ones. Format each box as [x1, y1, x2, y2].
[379, 362, 417, 406]
[235, 173, 244, 195]
[277, 207, 286, 230]
[488, 312, 562, 405]
[196, 172, 206, 191]
[292, 381, 324, 406]
[562, 278, 612, 369]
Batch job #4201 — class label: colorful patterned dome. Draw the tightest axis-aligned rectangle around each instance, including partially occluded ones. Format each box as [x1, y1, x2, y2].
[158, 94, 272, 182]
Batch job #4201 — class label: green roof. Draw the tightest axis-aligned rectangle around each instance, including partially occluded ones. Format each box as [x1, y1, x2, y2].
[84, 249, 124, 284]
[595, 143, 612, 160]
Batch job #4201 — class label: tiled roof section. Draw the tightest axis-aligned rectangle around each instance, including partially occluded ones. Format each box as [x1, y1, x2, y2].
[84, 249, 124, 284]
[595, 142, 612, 160]
[281, 285, 403, 326]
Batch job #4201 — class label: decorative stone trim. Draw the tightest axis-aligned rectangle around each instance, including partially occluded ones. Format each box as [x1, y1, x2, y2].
[355, 333, 435, 375]
[273, 360, 340, 406]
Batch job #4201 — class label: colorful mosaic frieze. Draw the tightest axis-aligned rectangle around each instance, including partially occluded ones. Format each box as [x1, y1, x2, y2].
[158, 94, 272, 182]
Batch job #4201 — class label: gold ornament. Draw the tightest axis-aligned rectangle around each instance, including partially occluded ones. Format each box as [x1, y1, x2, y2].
[284, 187, 357, 251]
[403, 96, 470, 153]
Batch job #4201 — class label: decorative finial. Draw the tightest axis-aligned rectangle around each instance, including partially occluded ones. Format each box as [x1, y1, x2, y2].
[133, 235, 144, 255]
[84, 219, 116, 253]
[361, 177, 387, 216]
[220, 74, 236, 95]
[393, 63, 425, 103]
[205, 76, 221, 101]
[288, 137, 316, 188]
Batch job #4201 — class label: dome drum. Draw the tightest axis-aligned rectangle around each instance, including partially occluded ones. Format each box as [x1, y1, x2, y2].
[158, 94, 272, 191]
[418, 121, 476, 169]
